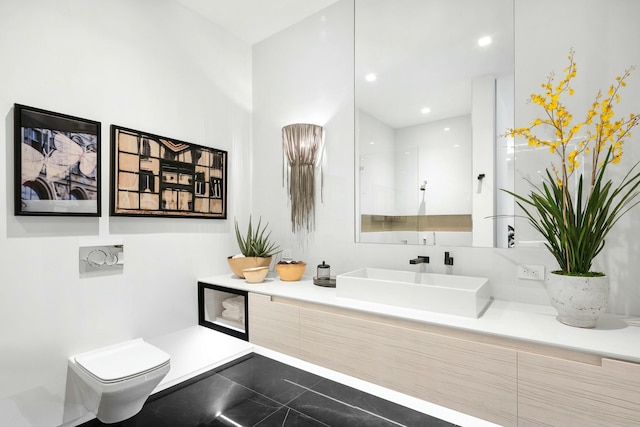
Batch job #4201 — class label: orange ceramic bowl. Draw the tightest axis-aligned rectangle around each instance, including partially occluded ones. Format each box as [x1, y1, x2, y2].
[275, 262, 306, 281]
[227, 256, 271, 278]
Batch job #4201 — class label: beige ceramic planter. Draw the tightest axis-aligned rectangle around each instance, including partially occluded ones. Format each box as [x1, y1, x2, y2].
[546, 271, 609, 328]
[227, 256, 272, 279]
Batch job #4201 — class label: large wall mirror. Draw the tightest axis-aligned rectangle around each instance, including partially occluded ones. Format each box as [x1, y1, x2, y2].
[355, 0, 515, 248]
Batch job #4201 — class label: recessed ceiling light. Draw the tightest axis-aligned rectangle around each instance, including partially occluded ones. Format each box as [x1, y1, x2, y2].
[478, 36, 492, 47]
[444, 127, 450, 131]
[420, 107, 431, 114]
[369, 141, 375, 145]
[365, 73, 377, 82]
[454, 144, 460, 148]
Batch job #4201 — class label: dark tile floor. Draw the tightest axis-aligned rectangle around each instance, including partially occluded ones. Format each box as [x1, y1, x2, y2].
[81, 353, 456, 427]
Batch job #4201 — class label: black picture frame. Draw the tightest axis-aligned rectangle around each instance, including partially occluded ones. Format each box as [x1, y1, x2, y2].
[197, 282, 249, 341]
[14, 104, 101, 216]
[110, 125, 227, 219]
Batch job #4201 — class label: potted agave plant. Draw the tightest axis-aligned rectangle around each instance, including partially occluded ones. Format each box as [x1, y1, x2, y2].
[507, 50, 640, 328]
[227, 216, 281, 279]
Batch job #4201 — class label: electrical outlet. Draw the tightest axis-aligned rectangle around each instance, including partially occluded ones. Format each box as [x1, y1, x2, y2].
[518, 264, 545, 280]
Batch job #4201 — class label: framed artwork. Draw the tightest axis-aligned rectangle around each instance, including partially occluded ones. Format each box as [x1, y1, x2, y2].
[110, 125, 227, 219]
[14, 104, 101, 216]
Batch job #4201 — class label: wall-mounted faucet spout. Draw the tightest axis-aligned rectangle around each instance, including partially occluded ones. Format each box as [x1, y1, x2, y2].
[410, 256, 430, 264]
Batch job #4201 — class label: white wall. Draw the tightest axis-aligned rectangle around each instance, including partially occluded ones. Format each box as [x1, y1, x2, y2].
[252, 0, 547, 306]
[357, 109, 395, 215]
[393, 146, 419, 216]
[252, 0, 355, 256]
[253, 0, 640, 315]
[471, 75, 496, 247]
[360, 114, 473, 218]
[513, 0, 640, 314]
[358, 110, 474, 245]
[495, 74, 515, 248]
[0, 0, 252, 425]
[396, 116, 472, 216]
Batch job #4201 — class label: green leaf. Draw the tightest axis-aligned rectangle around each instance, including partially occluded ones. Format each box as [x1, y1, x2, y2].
[506, 147, 640, 274]
[234, 216, 281, 257]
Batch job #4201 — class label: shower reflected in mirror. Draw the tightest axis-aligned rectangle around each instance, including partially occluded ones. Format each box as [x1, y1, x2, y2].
[355, 0, 515, 248]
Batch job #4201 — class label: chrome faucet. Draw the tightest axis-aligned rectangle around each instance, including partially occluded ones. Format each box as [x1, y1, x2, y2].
[444, 252, 454, 266]
[409, 256, 430, 265]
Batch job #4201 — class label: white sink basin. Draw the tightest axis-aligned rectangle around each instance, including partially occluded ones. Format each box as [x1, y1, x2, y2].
[336, 268, 491, 318]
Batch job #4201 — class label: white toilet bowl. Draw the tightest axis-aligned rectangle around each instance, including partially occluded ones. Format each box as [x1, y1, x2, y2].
[68, 338, 170, 424]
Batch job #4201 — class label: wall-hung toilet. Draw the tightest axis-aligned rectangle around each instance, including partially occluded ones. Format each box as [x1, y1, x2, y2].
[68, 338, 170, 424]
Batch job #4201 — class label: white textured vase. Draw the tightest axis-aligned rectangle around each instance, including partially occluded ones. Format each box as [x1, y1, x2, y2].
[546, 272, 609, 328]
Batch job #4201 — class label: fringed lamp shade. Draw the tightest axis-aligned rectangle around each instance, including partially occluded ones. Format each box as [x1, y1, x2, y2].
[282, 123, 324, 233]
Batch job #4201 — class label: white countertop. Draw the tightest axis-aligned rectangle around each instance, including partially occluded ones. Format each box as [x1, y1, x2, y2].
[199, 273, 640, 363]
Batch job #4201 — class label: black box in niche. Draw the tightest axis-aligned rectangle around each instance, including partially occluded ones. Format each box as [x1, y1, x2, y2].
[198, 282, 248, 341]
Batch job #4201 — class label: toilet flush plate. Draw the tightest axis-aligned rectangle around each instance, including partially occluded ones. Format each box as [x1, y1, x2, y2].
[79, 244, 124, 277]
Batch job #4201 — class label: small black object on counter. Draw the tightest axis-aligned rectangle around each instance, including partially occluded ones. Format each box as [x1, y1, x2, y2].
[313, 276, 336, 287]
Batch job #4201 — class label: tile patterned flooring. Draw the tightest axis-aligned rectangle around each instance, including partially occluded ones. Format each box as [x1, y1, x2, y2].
[81, 352, 456, 427]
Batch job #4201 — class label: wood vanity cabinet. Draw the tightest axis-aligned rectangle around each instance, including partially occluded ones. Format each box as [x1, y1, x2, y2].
[518, 352, 640, 427]
[247, 291, 640, 427]
[299, 305, 518, 427]
[248, 293, 301, 357]
[248, 293, 517, 426]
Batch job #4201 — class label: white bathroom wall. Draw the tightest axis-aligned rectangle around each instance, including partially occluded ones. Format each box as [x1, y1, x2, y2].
[252, 0, 546, 304]
[0, 0, 252, 425]
[392, 146, 419, 217]
[396, 116, 472, 216]
[252, 0, 355, 256]
[471, 75, 496, 247]
[513, 0, 640, 314]
[357, 109, 395, 215]
[358, 110, 474, 245]
[253, 0, 640, 315]
[495, 74, 515, 249]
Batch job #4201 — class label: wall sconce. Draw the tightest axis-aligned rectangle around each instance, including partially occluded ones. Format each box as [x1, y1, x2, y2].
[282, 123, 324, 233]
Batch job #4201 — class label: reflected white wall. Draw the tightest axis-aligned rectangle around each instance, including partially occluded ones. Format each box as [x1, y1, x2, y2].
[471, 75, 497, 247]
[496, 74, 515, 248]
[358, 113, 472, 245]
[396, 116, 472, 216]
[358, 109, 395, 215]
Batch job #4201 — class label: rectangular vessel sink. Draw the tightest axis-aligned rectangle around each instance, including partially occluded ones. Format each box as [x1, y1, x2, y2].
[336, 268, 491, 318]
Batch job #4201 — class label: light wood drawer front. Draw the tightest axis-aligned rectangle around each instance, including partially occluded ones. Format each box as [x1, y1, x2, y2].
[248, 293, 301, 357]
[518, 353, 640, 427]
[299, 307, 518, 427]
